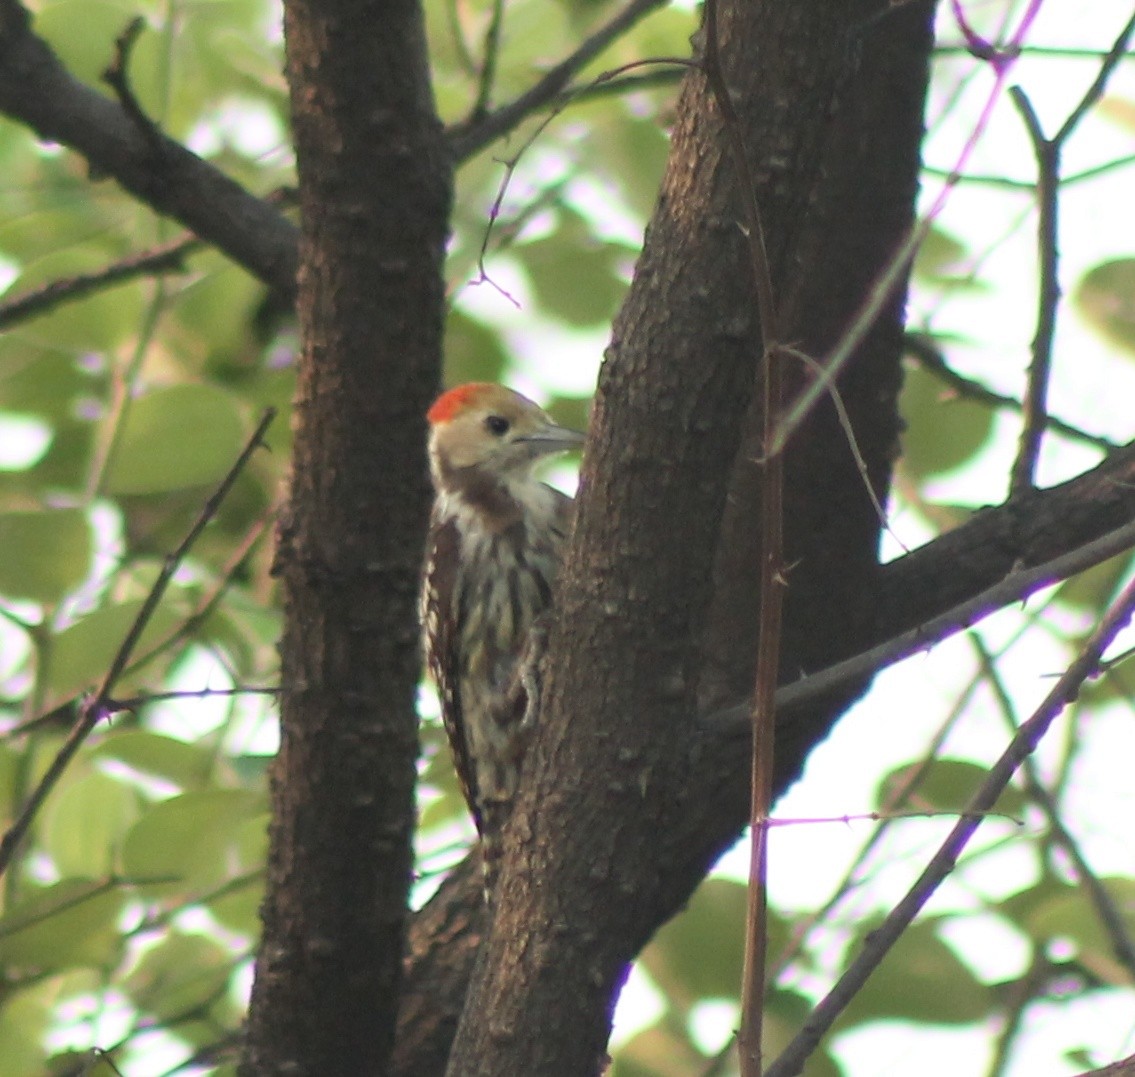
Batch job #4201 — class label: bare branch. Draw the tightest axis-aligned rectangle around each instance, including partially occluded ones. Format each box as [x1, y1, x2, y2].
[0, 0, 298, 295]
[1077, 1053, 1135, 1077]
[974, 636, 1135, 981]
[0, 234, 200, 330]
[905, 333, 1117, 452]
[1007, 86, 1059, 496]
[467, 0, 505, 122]
[770, 0, 1045, 458]
[448, 0, 668, 161]
[1054, 10, 1135, 143]
[766, 572, 1135, 1077]
[705, 509, 1135, 742]
[1008, 11, 1135, 493]
[100, 16, 163, 156]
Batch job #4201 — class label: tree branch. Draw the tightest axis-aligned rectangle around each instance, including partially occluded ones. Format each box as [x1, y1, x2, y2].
[0, 234, 201, 330]
[766, 572, 1135, 1077]
[395, 437, 1135, 1073]
[447, 0, 668, 161]
[905, 333, 1117, 452]
[240, 0, 451, 1069]
[0, 0, 298, 296]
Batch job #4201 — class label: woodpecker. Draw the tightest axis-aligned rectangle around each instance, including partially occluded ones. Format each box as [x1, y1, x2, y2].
[420, 382, 584, 899]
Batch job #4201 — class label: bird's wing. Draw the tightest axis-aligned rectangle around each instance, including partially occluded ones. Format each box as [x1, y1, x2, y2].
[422, 514, 483, 833]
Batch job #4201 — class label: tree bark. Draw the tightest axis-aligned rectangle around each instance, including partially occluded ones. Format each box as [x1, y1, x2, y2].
[240, 1, 451, 1073]
[447, 1, 935, 1072]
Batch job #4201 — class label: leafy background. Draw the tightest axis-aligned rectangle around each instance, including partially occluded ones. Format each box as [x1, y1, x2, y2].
[1, 0, 1134, 1074]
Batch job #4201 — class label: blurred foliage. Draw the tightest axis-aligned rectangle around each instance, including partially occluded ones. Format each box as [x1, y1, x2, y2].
[0, 0, 1133, 1075]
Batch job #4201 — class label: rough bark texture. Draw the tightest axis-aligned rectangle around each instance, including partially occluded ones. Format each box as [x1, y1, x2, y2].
[446, 1, 935, 1072]
[239, 1, 451, 1074]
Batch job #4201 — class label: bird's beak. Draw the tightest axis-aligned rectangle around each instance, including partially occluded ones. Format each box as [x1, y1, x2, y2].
[518, 421, 586, 455]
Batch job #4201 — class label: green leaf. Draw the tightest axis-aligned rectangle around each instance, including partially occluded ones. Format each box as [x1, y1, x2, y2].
[207, 871, 264, 937]
[92, 730, 214, 790]
[0, 343, 103, 423]
[899, 363, 996, 478]
[612, 1020, 705, 1077]
[839, 919, 994, 1026]
[1075, 259, 1135, 352]
[121, 789, 266, 892]
[641, 877, 786, 1010]
[518, 209, 632, 327]
[874, 758, 1027, 818]
[104, 384, 246, 495]
[0, 508, 92, 604]
[0, 976, 70, 1076]
[1014, 877, 1135, 983]
[46, 597, 186, 706]
[41, 770, 139, 877]
[123, 931, 235, 1022]
[0, 879, 128, 972]
[913, 225, 970, 283]
[445, 308, 509, 387]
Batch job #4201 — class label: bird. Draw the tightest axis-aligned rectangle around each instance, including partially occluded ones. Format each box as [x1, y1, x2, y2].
[419, 382, 584, 901]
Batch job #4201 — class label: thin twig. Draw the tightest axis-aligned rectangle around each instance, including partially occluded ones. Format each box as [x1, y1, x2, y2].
[469, 55, 692, 301]
[448, 0, 669, 161]
[706, 513, 1135, 739]
[444, 0, 478, 77]
[1054, 10, 1135, 143]
[1, 512, 274, 741]
[973, 635, 1135, 980]
[765, 573, 1135, 1077]
[905, 333, 1118, 452]
[108, 685, 280, 713]
[784, 345, 904, 550]
[984, 945, 1048, 1077]
[767, 807, 1021, 828]
[1008, 87, 1059, 496]
[0, 874, 174, 939]
[699, 0, 782, 1070]
[100, 16, 164, 158]
[1007, 10, 1135, 494]
[0, 409, 276, 878]
[770, 0, 1044, 458]
[120, 510, 274, 679]
[87, 281, 170, 501]
[554, 67, 682, 106]
[933, 43, 1135, 62]
[468, 0, 506, 121]
[0, 234, 200, 331]
[923, 151, 1135, 191]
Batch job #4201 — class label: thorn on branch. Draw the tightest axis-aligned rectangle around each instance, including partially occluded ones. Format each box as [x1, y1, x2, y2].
[101, 16, 166, 160]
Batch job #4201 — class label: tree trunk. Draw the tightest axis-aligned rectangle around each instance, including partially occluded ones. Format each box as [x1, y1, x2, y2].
[241, 1, 451, 1073]
[446, 0, 935, 1072]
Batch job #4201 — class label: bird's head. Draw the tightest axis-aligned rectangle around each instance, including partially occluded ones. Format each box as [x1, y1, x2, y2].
[426, 383, 584, 491]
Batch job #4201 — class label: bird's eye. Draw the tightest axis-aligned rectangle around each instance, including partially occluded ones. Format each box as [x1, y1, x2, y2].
[485, 415, 510, 436]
